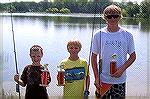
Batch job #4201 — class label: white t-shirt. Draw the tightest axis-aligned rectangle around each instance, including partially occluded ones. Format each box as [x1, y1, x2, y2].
[91, 27, 135, 84]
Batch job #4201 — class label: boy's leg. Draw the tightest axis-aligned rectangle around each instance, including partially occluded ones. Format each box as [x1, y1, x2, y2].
[95, 89, 111, 99]
[101, 90, 111, 99]
[111, 83, 126, 99]
[95, 83, 125, 99]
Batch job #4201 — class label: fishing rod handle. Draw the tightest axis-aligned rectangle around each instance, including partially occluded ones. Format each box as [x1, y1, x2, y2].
[16, 84, 20, 92]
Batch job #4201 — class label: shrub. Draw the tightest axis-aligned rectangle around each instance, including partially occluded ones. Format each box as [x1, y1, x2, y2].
[59, 8, 71, 14]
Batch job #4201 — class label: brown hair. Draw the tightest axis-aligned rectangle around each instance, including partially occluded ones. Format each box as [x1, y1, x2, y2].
[30, 45, 43, 55]
[103, 4, 122, 15]
[67, 39, 82, 50]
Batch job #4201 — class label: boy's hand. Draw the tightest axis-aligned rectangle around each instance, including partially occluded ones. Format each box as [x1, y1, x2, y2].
[14, 74, 19, 83]
[84, 90, 89, 99]
[111, 67, 124, 78]
[47, 72, 51, 83]
[94, 79, 101, 90]
[84, 90, 90, 96]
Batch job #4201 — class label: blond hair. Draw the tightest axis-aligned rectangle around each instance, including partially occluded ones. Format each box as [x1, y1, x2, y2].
[30, 45, 43, 55]
[67, 39, 82, 50]
[103, 4, 122, 15]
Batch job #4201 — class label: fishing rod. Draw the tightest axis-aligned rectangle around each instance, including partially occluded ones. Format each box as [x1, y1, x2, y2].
[85, 0, 100, 98]
[9, 1, 21, 99]
[87, 0, 98, 75]
[89, 0, 102, 98]
[98, 1, 102, 98]
[93, 0, 103, 98]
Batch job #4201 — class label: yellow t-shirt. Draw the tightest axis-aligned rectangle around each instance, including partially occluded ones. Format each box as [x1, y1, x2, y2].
[60, 57, 89, 97]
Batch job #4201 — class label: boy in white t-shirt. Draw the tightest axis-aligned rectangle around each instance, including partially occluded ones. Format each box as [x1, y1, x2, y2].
[91, 4, 136, 99]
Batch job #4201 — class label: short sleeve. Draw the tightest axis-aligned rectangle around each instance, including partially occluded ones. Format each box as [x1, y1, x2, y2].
[91, 32, 100, 55]
[127, 33, 135, 55]
[20, 66, 28, 86]
[83, 60, 89, 76]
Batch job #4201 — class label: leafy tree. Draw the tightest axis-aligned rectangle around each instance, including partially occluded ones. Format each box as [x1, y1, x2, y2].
[46, 8, 59, 13]
[125, 2, 140, 17]
[27, 2, 38, 12]
[132, 3, 140, 17]
[0, 4, 5, 12]
[60, 8, 71, 13]
[9, 5, 16, 12]
[38, 1, 49, 12]
[0, 3, 10, 12]
[12, 2, 29, 12]
[122, 9, 128, 17]
[52, 1, 64, 10]
[1, 1, 149, 18]
[140, 2, 150, 18]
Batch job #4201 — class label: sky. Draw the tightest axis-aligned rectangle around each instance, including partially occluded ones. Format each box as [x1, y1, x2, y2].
[0, 0, 144, 4]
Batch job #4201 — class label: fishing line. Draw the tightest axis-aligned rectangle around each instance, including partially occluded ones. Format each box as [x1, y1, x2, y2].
[9, 1, 21, 99]
[86, 0, 101, 97]
[87, 0, 98, 75]
[88, 0, 102, 98]
[98, 4, 102, 99]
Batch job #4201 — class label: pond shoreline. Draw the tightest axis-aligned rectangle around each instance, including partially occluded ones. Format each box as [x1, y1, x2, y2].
[0, 12, 102, 18]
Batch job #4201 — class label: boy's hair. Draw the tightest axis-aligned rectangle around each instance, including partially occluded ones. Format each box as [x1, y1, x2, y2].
[103, 4, 122, 15]
[30, 45, 43, 55]
[67, 39, 82, 50]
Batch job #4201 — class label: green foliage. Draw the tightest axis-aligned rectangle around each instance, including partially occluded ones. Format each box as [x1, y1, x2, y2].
[46, 8, 59, 13]
[46, 7, 70, 14]
[12, 2, 29, 12]
[60, 8, 71, 13]
[140, 2, 150, 18]
[124, 2, 140, 17]
[0, 4, 5, 12]
[0, 1, 150, 18]
[122, 9, 127, 17]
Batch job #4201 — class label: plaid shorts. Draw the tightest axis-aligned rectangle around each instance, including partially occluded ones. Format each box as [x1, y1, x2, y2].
[95, 83, 126, 99]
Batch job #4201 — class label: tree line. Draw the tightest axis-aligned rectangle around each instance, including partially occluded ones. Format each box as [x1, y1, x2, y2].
[0, 0, 150, 18]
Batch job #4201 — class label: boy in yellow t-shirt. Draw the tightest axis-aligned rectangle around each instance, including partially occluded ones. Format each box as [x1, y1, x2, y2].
[59, 39, 90, 99]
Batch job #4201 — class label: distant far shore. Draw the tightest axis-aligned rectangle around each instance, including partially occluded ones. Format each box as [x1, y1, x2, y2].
[0, 12, 102, 18]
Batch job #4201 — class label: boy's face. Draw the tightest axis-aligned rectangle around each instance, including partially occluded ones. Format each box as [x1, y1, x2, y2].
[104, 6, 121, 26]
[67, 44, 80, 55]
[30, 50, 43, 64]
[104, 13, 121, 25]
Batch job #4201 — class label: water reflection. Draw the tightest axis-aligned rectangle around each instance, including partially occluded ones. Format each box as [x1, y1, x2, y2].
[120, 18, 150, 33]
[121, 18, 139, 25]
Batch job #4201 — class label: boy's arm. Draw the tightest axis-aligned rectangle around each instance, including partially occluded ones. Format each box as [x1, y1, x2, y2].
[121, 51, 136, 71]
[85, 75, 90, 90]
[91, 52, 101, 90]
[84, 62, 90, 96]
[84, 75, 90, 96]
[112, 51, 136, 78]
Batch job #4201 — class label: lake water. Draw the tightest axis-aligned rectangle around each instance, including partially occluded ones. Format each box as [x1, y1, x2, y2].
[1, 13, 150, 98]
